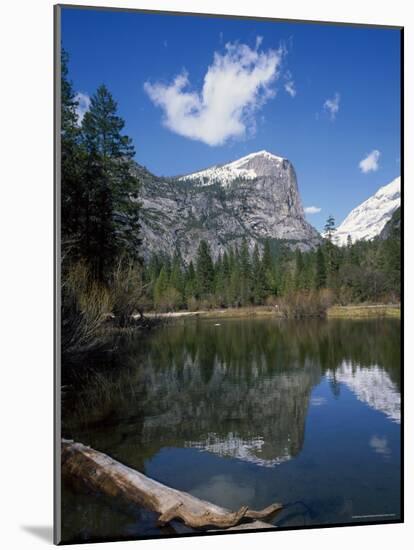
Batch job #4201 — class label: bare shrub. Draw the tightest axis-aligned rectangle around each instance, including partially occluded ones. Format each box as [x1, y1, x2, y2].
[61, 262, 112, 355]
[154, 286, 182, 312]
[277, 289, 334, 318]
[264, 295, 278, 307]
[111, 258, 150, 326]
[186, 296, 199, 312]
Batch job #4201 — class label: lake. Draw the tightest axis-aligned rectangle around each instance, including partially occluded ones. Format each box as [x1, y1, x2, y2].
[61, 317, 401, 543]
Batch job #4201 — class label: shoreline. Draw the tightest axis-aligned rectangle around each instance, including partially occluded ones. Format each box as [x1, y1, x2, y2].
[141, 304, 401, 321]
[327, 304, 400, 319]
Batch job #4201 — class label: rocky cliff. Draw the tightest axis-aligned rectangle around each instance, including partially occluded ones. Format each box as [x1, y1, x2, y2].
[379, 206, 401, 240]
[135, 150, 321, 262]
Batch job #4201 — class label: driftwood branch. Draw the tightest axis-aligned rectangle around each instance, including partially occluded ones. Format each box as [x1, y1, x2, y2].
[62, 439, 282, 531]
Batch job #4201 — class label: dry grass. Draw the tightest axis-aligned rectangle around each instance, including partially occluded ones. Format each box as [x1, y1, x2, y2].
[198, 306, 282, 319]
[61, 262, 113, 355]
[327, 304, 401, 319]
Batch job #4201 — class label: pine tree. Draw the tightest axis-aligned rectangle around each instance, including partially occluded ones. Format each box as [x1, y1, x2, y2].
[324, 215, 336, 243]
[185, 261, 197, 305]
[262, 239, 276, 295]
[147, 253, 162, 283]
[323, 215, 339, 288]
[227, 245, 241, 306]
[252, 243, 266, 304]
[301, 252, 314, 291]
[315, 246, 327, 289]
[81, 84, 141, 279]
[222, 251, 231, 281]
[294, 248, 304, 290]
[170, 250, 185, 304]
[221, 251, 231, 306]
[281, 263, 295, 295]
[214, 253, 227, 306]
[60, 48, 85, 262]
[61, 49, 79, 135]
[154, 266, 169, 308]
[262, 239, 272, 273]
[196, 240, 214, 297]
[239, 238, 252, 305]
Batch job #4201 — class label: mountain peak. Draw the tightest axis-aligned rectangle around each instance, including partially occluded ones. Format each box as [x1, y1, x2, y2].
[233, 150, 285, 163]
[178, 150, 287, 186]
[139, 151, 320, 261]
[335, 176, 401, 245]
[374, 176, 400, 200]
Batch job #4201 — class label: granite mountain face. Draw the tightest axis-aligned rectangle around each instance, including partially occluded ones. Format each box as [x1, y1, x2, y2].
[135, 150, 321, 262]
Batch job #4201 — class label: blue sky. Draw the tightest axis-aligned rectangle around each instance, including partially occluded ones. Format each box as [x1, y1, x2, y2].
[61, 7, 401, 231]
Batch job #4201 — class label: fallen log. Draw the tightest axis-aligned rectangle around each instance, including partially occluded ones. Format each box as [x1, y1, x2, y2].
[62, 439, 282, 531]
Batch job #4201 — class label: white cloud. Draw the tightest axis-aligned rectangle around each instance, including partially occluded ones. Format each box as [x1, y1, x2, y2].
[144, 40, 283, 146]
[284, 80, 296, 97]
[74, 92, 91, 124]
[283, 70, 296, 97]
[304, 206, 322, 214]
[323, 92, 340, 120]
[359, 149, 380, 173]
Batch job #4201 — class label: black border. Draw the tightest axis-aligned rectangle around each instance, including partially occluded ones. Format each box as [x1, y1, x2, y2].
[54, 3, 404, 545]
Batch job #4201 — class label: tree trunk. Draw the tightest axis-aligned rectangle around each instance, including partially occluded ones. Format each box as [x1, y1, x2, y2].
[61, 439, 282, 531]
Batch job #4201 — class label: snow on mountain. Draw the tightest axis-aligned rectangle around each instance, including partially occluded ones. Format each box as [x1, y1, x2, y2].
[334, 177, 401, 245]
[179, 150, 285, 187]
[327, 361, 400, 423]
[186, 432, 292, 468]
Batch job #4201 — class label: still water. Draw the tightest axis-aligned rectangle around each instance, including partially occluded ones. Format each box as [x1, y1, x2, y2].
[61, 318, 401, 543]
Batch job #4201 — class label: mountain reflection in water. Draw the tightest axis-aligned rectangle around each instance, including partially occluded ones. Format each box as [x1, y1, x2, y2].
[327, 362, 400, 423]
[61, 317, 401, 542]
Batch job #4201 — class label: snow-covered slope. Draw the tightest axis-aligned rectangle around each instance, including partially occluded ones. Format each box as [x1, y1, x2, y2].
[327, 361, 400, 423]
[335, 177, 401, 245]
[179, 150, 285, 187]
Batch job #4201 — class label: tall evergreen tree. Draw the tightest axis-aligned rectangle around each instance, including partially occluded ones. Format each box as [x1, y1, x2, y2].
[60, 48, 85, 261]
[81, 84, 141, 278]
[323, 216, 339, 288]
[315, 246, 327, 289]
[170, 250, 185, 303]
[324, 215, 337, 243]
[214, 253, 227, 306]
[239, 238, 252, 305]
[252, 243, 266, 304]
[294, 248, 304, 290]
[185, 261, 197, 304]
[196, 240, 214, 296]
[153, 266, 169, 307]
[262, 239, 276, 295]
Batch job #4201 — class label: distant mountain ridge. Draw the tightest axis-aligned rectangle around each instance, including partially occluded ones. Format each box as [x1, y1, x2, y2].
[136, 150, 321, 262]
[334, 177, 401, 246]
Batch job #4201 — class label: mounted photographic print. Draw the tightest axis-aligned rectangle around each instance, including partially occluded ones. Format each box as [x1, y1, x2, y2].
[54, 4, 403, 545]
